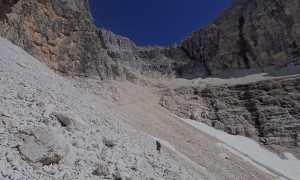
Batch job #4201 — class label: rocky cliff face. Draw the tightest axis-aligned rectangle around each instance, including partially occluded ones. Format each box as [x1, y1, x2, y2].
[97, 29, 205, 81]
[0, 0, 114, 79]
[160, 77, 300, 147]
[182, 0, 300, 75]
[3, 0, 299, 80]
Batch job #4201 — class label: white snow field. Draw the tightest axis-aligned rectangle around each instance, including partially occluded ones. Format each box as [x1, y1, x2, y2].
[180, 117, 300, 180]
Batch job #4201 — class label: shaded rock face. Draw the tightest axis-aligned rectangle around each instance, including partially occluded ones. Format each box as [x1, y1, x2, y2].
[98, 29, 205, 80]
[160, 77, 300, 147]
[0, 0, 113, 79]
[182, 0, 300, 75]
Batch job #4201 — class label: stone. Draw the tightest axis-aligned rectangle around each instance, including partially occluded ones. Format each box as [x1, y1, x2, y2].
[0, 160, 7, 170]
[63, 172, 73, 180]
[104, 175, 114, 180]
[63, 145, 76, 166]
[150, 176, 165, 180]
[18, 127, 73, 165]
[115, 170, 132, 180]
[0, 126, 5, 134]
[42, 104, 55, 118]
[12, 171, 23, 180]
[18, 136, 47, 163]
[102, 137, 118, 147]
[95, 163, 109, 176]
[33, 163, 43, 170]
[54, 112, 89, 132]
[6, 169, 13, 177]
[218, 153, 230, 160]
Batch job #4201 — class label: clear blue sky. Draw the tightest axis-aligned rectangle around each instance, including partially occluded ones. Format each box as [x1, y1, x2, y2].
[89, 0, 233, 46]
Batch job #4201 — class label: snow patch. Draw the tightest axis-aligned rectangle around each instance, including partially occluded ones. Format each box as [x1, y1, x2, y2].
[179, 117, 300, 180]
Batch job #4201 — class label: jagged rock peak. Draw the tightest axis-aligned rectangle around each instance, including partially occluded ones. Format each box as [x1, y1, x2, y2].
[97, 28, 137, 51]
[0, 0, 114, 80]
[182, 0, 300, 75]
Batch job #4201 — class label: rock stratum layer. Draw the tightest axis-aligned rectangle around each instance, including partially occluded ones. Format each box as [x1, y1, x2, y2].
[182, 0, 300, 75]
[0, 0, 115, 79]
[160, 77, 300, 147]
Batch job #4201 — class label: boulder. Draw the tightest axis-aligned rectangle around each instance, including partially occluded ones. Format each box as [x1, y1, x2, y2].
[18, 136, 47, 163]
[95, 163, 109, 176]
[42, 104, 55, 118]
[0, 116, 16, 128]
[102, 137, 118, 147]
[150, 176, 165, 180]
[115, 170, 132, 180]
[54, 112, 89, 132]
[18, 127, 73, 165]
[0, 126, 5, 134]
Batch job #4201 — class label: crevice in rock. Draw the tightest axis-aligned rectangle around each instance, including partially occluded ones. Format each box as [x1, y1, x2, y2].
[237, 15, 251, 69]
[180, 45, 211, 76]
[0, 0, 19, 21]
[291, 40, 299, 56]
[96, 30, 108, 49]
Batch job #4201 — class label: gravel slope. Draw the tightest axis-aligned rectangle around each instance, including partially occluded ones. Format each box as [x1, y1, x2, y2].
[0, 35, 289, 179]
[102, 81, 277, 180]
[0, 36, 205, 180]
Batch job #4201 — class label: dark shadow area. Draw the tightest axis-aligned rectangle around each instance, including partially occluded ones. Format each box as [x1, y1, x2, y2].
[0, 0, 19, 21]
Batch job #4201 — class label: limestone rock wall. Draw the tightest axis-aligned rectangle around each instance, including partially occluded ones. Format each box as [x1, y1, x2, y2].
[160, 77, 300, 147]
[97, 29, 205, 80]
[182, 0, 300, 75]
[0, 0, 114, 79]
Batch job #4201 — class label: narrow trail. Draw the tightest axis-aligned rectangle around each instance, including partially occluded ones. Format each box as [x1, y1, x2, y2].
[103, 80, 278, 180]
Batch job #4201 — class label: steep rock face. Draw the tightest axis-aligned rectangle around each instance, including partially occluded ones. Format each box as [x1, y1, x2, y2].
[98, 29, 205, 80]
[160, 77, 300, 147]
[182, 0, 300, 75]
[0, 0, 114, 79]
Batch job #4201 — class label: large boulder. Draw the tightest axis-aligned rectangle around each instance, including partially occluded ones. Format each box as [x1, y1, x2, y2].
[102, 136, 118, 147]
[94, 163, 109, 176]
[54, 111, 89, 132]
[18, 127, 75, 165]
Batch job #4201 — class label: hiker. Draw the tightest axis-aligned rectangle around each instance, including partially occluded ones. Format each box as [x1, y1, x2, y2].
[156, 141, 161, 155]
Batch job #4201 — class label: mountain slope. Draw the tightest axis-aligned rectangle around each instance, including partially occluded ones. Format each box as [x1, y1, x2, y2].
[0, 35, 284, 180]
[0, 36, 208, 179]
[1, 0, 300, 179]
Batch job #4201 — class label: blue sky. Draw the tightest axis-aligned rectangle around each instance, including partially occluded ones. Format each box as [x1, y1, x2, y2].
[89, 0, 233, 46]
